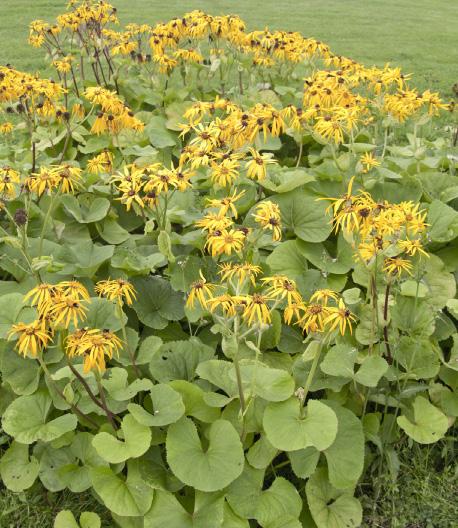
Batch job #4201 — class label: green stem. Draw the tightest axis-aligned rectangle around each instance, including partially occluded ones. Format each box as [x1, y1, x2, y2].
[38, 190, 61, 259]
[95, 371, 117, 430]
[116, 303, 141, 378]
[302, 337, 326, 405]
[37, 354, 98, 428]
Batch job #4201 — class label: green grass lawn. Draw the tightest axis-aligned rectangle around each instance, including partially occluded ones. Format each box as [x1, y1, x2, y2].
[0, 0, 457, 95]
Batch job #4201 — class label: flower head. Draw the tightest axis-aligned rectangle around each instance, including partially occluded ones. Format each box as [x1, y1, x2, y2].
[8, 320, 51, 357]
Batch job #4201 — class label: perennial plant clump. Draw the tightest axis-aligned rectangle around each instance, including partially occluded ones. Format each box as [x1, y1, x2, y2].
[0, 2, 457, 527]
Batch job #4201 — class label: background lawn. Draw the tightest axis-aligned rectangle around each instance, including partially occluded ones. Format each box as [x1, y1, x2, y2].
[0, 0, 457, 95]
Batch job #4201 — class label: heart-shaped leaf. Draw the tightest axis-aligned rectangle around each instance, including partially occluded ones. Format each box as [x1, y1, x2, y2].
[397, 396, 449, 444]
[90, 460, 154, 517]
[0, 441, 39, 492]
[92, 414, 151, 464]
[128, 383, 185, 426]
[263, 397, 338, 451]
[306, 468, 362, 528]
[144, 490, 225, 528]
[166, 417, 244, 492]
[2, 391, 77, 444]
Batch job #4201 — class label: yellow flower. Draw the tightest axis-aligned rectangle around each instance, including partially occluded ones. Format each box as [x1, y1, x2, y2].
[206, 190, 246, 219]
[253, 201, 282, 241]
[397, 238, 429, 258]
[49, 297, 88, 329]
[284, 301, 306, 325]
[66, 328, 122, 373]
[360, 152, 380, 173]
[87, 150, 113, 174]
[261, 275, 303, 305]
[210, 159, 240, 187]
[218, 262, 262, 286]
[25, 167, 58, 196]
[72, 103, 85, 120]
[323, 299, 356, 335]
[299, 303, 330, 333]
[58, 281, 90, 301]
[0, 166, 20, 198]
[207, 294, 239, 317]
[186, 272, 216, 309]
[0, 122, 14, 134]
[314, 114, 346, 144]
[205, 229, 246, 256]
[95, 279, 137, 306]
[24, 283, 59, 313]
[383, 257, 413, 276]
[245, 148, 277, 181]
[240, 293, 272, 326]
[8, 320, 51, 357]
[309, 289, 339, 305]
[54, 165, 82, 194]
[195, 213, 233, 233]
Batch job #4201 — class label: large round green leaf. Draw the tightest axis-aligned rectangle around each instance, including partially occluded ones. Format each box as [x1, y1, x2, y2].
[144, 490, 225, 528]
[102, 367, 153, 401]
[0, 441, 39, 492]
[266, 240, 308, 280]
[60, 432, 109, 493]
[227, 465, 302, 526]
[272, 191, 332, 243]
[131, 276, 184, 329]
[306, 468, 362, 528]
[150, 338, 214, 382]
[54, 510, 101, 528]
[263, 397, 338, 451]
[2, 391, 77, 444]
[128, 383, 185, 427]
[323, 402, 365, 489]
[297, 235, 353, 275]
[397, 396, 449, 444]
[92, 414, 151, 464]
[90, 460, 154, 517]
[0, 340, 40, 395]
[166, 418, 244, 492]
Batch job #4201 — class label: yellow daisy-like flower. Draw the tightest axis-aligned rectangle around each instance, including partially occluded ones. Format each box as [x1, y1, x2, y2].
[186, 272, 215, 309]
[218, 262, 262, 286]
[382, 257, 413, 276]
[54, 165, 83, 194]
[0, 122, 14, 134]
[206, 190, 246, 219]
[8, 320, 51, 357]
[66, 328, 122, 373]
[195, 213, 233, 233]
[323, 299, 356, 335]
[397, 238, 429, 258]
[309, 289, 339, 305]
[261, 275, 303, 305]
[95, 278, 137, 306]
[49, 297, 88, 329]
[253, 201, 282, 241]
[360, 152, 380, 173]
[299, 303, 330, 334]
[206, 294, 240, 317]
[58, 281, 90, 302]
[245, 148, 277, 181]
[205, 229, 246, 256]
[240, 293, 272, 326]
[24, 283, 59, 312]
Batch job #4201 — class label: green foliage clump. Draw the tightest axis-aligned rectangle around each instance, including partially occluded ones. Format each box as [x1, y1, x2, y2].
[0, 2, 457, 527]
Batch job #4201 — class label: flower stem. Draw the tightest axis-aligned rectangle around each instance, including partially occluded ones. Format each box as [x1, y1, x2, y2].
[116, 303, 141, 378]
[95, 370, 117, 430]
[37, 354, 98, 428]
[302, 338, 326, 404]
